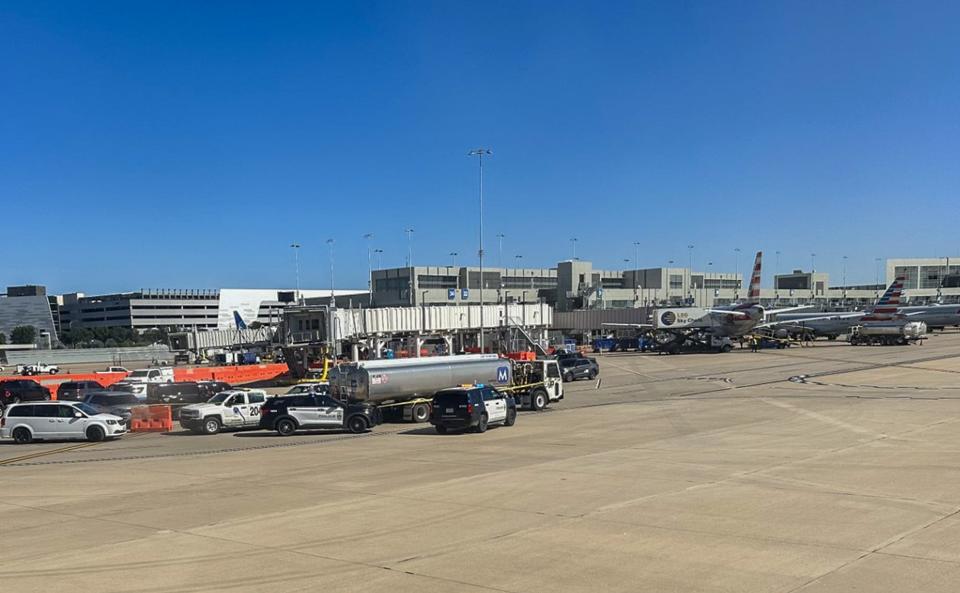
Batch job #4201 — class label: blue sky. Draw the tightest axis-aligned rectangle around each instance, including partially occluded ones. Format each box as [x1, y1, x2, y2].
[2, 1, 958, 293]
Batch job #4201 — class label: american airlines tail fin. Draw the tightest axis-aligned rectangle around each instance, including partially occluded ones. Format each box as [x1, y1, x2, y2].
[862, 277, 904, 321]
[746, 251, 762, 304]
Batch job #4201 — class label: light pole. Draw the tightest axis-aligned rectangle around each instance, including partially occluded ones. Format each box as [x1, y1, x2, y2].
[734, 247, 741, 300]
[842, 255, 848, 305]
[404, 228, 415, 267]
[633, 241, 641, 304]
[706, 261, 713, 306]
[667, 259, 674, 303]
[364, 233, 374, 306]
[374, 248, 384, 269]
[810, 253, 817, 300]
[515, 254, 523, 269]
[450, 251, 458, 268]
[496, 233, 505, 269]
[775, 250, 781, 301]
[687, 244, 694, 303]
[325, 239, 336, 311]
[570, 237, 578, 260]
[290, 242, 302, 304]
[811, 253, 816, 272]
[468, 147, 491, 351]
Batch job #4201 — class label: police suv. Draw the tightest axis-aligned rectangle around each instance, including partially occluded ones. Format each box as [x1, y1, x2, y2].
[430, 384, 517, 434]
[259, 393, 381, 435]
[179, 389, 270, 435]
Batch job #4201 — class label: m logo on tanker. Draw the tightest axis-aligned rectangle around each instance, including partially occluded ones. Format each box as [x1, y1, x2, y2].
[496, 367, 510, 383]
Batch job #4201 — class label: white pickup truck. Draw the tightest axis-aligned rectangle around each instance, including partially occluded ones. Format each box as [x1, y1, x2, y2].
[114, 367, 174, 399]
[178, 389, 271, 435]
[20, 363, 60, 376]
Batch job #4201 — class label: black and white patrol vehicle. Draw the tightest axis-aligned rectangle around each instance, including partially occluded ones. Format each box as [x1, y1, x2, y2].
[259, 393, 381, 435]
[430, 384, 517, 434]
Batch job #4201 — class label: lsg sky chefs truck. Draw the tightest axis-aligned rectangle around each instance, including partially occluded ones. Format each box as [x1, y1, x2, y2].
[329, 354, 564, 422]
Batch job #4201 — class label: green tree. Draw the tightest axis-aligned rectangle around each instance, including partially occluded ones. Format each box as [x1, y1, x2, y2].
[11, 325, 37, 344]
[0, 332, 6, 345]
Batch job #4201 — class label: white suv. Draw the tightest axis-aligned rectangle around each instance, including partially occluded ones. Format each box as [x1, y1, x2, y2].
[1, 402, 127, 444]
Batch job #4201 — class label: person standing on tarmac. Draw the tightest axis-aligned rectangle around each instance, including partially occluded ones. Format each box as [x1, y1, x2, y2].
[750, 336, 760, 352]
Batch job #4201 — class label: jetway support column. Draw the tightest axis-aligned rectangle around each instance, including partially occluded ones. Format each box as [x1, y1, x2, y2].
[444, 335, 454, 355]
[416, 335, 424, 358]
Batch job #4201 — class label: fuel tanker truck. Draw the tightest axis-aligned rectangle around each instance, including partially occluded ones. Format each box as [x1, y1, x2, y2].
[849, 321, 927, 346]
[329, 354, 564, 423]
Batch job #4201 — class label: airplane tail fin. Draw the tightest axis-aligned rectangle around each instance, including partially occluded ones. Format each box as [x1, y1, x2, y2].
[862, 277, 904, 321]
[233, 311, 247, 330]
[746, 251, 762, 304]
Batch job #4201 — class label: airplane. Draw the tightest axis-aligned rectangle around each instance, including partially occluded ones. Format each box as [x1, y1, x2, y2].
[604, 251, 812, 351]
[762, 277, 907, 339]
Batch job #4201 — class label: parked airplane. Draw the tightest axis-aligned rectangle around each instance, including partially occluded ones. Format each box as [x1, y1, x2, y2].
[764, 277, 906, 338]
[605, 251, 811, 350]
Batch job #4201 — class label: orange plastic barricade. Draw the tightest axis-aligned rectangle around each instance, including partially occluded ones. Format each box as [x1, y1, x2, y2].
[130, 405, 173, 432]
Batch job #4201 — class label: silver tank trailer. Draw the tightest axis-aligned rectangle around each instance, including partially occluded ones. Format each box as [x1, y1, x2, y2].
[331, 354, 514, 404]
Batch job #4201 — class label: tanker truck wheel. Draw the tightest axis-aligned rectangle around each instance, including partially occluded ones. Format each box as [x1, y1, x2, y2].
[531, 388, 548, 412]
[411, 403, 431, 423]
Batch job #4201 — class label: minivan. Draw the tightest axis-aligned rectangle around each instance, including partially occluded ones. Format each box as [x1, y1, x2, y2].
[1, 402, 127, 444]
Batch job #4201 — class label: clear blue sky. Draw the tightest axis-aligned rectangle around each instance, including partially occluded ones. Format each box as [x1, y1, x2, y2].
[3, 1, 958, 293]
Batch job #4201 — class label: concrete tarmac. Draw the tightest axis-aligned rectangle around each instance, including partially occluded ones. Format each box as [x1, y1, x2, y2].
[3, 335, 960, 592]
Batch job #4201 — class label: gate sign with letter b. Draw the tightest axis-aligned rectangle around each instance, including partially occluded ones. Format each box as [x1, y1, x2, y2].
[496, 366, 510, 384]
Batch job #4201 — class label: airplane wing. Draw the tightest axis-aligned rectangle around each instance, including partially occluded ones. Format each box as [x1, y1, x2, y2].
[763, 305, 816, 315]
[757, 312, 863, 328]
[704, 309, 751, 318]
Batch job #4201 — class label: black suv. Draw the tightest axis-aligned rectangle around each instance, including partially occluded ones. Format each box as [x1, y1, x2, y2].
[431, 385, 517, 434]
[146, 381, 231, 405]
[0, 379, 51, 408]
[259, 394, 382, 435]
[559, 357, 599, 382]
[56, 380, 105, 402]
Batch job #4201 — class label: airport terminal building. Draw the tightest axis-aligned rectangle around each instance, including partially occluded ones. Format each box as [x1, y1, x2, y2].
[56, 288, 367, 332]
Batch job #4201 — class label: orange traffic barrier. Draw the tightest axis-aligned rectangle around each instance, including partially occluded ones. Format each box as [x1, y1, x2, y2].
[504, 351, 537, 361]
[130, 405, 173, 432]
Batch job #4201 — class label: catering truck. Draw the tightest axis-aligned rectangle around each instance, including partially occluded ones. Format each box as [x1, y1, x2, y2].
[329, 354, 564, 422]
[849, 321, 927, 346]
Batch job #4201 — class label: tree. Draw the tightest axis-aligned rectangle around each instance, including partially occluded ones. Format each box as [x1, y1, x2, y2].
[0, 332, 6, 344]
[11, 325, 37, 345]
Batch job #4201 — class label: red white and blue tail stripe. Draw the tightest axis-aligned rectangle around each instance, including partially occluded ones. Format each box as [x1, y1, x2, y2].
[746, 251, 762, 304]
[861, 277, 904, 321]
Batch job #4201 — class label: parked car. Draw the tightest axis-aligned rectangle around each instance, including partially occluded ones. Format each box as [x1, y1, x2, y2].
[259, 393, 381, 435]
[146, 381, 231, 405]
[430, 385, 517, 434]
[1, 401, 126, 444]
[81, 391, 143, 425]
[56, 380, 106, 402]
[559, 357, 599, 382]
[98, 366, 129, 374]
[0, 379, 51, 408]
[179, 389, 271, 434]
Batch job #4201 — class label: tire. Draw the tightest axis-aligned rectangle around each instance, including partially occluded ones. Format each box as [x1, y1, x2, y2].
[531, 389, 548, 411]
[50, 369, 59, 375]
[563, 373, 573, 383]
[347, 415, 368, 434]
[275, 418, 297, 436]
[435, 425, 447, 434]
[504, 409, 516, 427]
[721, 344, 733, 353]
[411, 403, 430, 423]
[86, 425, 105, 442]
[588, 369, 597, 380]
[201, 416, 221, 435]
[12, 427, 32, 444]
[475, 414, 488, 433]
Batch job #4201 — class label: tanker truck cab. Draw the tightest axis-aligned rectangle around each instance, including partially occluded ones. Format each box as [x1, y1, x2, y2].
[509, 359, 564, 411]
[179, 389, 269, 435]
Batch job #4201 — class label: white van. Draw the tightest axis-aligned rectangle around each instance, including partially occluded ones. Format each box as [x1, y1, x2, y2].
[1, 401, 127, 444]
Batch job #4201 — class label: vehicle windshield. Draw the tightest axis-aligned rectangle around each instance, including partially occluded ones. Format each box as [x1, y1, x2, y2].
[74, 403, 99, 416]
[207, 393, 233, 404]
[129, 370, 150, 378]
[559, 359, 579, 367]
